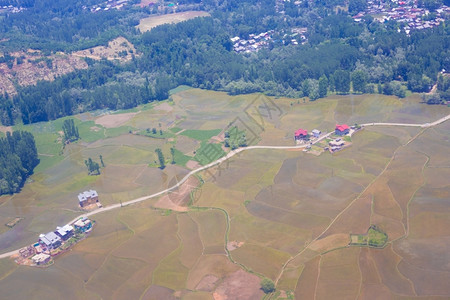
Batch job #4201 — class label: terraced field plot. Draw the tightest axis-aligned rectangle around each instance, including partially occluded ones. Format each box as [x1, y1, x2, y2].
[0, 89, 449, 299]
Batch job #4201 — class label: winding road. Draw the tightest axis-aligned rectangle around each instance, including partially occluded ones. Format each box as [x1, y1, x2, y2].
[1, 114, 449, 260]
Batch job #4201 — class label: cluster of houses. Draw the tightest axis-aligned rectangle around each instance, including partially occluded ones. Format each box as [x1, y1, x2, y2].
[84, 0, 130, 12]
[294, 124, 350, 140]
[329, 124, 353, 152]
[294, 128, 321, 142]
[0, 5, 25, 14]
[15, 190, 100, 267]
[290, 27, 308, 45]
[231, 31, 275, 53]
[38, 219, 92, 251]
[231, 27, 307, 53]
[18, 217, 93, 266]
[16, 190, 99, 266]
[353, 0, 449, 34]
[275, 0, 302, 14]
[294, 124, 354, 153]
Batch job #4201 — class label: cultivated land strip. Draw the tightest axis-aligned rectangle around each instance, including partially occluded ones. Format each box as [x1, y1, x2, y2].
[0, 114, 449, 260]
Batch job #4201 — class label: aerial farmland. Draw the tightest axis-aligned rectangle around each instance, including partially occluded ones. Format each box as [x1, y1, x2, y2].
[0, 88, 449, 299]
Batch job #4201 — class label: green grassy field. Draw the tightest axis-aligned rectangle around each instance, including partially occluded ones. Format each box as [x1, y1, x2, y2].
[0, 89, 449, 299]
[180, 129, 222, 141]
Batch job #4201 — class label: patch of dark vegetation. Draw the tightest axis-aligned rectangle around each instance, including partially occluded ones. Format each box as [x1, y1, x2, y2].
[350, 225, 388, 248]
[0, 131, 39, 195]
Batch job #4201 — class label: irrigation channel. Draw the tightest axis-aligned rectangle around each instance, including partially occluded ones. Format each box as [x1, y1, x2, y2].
[0, 114, 449, 260]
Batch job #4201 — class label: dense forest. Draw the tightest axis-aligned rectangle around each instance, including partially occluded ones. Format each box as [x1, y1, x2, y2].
[0, 0, 448, 126]
[0, 131, 39, 195]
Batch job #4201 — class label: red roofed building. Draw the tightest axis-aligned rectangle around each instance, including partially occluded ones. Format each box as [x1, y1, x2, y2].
[335, 124, 350, 136]
[294, 129, 308, 140]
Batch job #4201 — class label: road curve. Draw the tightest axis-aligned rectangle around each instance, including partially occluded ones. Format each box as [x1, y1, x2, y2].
[1, 113, 449, 259]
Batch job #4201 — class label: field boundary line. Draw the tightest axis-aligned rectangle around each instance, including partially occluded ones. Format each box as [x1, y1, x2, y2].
[273, 123, 433, 285]
[313, 255, 322, 300]
[1, 114, 449, 259]
[355, 247, 363, 300]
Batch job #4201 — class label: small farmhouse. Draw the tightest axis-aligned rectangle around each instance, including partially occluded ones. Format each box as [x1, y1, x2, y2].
[78, 190, 98, 207]
[335, 124, 350, 136]
[312, 129, 321, 138]
[39, 232, 62, 249]
[294, 129, 308, 141]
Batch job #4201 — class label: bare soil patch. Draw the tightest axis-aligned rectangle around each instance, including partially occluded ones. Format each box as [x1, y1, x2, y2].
[397, 259, 450, 296]
[95, 112, 138, 128]
[226, 241, 244, 251]
[210, 132, 225, 143]
[315, 247, 361, 299]
[320, 195, 372, 239]
[186, 160, 201, 170]
[295, 256, 321, 299]
[196, 274, 219, 292]
[141, 285, 177, 300]
[154, 102, 173, 112]
[186, 254, 240, 290]
[309, 233, 349, 253]
[90, 126, 102, 132]
[137, 11, 210, 32]
[136, 0, 157, 8]
[213, 269, 263, 300]
[154, 176, 199, 212]
[370, 245, 416, 296]
[0, 125, 12, 134]
[72, 37, 137, 62]
[0, 50, 87, 95]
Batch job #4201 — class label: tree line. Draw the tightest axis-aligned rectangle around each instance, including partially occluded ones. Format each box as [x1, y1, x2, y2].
[0, 2, 448, 126]
[0, 131, 39, 195]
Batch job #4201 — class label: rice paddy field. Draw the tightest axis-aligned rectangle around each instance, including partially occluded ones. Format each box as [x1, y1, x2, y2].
[0, 88, 449, 299]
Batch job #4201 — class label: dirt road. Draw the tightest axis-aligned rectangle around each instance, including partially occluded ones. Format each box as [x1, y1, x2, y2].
[1, 114, 449, 260]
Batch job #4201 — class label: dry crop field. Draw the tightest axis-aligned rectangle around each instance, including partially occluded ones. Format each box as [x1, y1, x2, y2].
[0, 88, 449, 299]
[136, 11, 211, 32]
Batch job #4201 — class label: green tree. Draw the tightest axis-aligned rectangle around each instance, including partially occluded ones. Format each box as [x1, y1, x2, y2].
[261, 278, 275, 294]
[85, 157, 100, 175]
[419, 0, 443, 10]
[333, 70, 351, 94]
[351, 70, 367, 93]
[302, 80, 310, 97]
[155, 148, 165, 169]
[62, 118, 79, 142]
[318, 75, 328, 98]
[308, 79, 319, 100]
[348, 0, 367, 14]
[170, 147, 175, 164]
[238, 133, 247, 147]
[0, 131, 39, 195]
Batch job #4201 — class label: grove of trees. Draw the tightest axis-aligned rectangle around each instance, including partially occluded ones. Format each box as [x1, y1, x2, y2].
[155, 148, 165, 169]
[0, 0, 448, 127]
[260, 278, 275, 294]
[62, 119, 80, 142]
[0, 131, 39, 195]
[85, 157, 100, 175]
